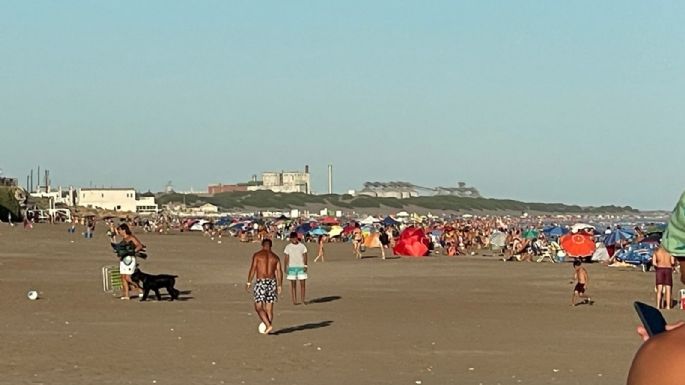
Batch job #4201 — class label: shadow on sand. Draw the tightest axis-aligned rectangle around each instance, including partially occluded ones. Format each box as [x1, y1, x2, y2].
[307, 296, 341, 304]
[272, 321, 333, 335]
[144, 290, 194, 302]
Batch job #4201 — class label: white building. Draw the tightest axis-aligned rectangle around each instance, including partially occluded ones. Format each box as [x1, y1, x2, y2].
[30, 186, 76, 207]
[247, 168, 311, 194]
[77, 188, 158, 214]
[194, 203, 219, 215]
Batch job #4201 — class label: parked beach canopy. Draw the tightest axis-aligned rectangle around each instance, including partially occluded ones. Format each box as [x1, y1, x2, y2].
[393, 226, 429, 257]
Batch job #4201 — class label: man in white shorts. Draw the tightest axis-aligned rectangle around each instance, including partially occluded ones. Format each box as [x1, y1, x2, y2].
[284, 232, 308, 305]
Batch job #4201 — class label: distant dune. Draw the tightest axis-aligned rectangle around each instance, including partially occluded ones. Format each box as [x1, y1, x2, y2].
[156, 191, 637, 215]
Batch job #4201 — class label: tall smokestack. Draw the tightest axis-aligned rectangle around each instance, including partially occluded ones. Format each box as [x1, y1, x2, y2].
[37, 166, 40, 193]
[328, 164, 333, 194]
[304, 165, 309, 174]
[30, 169, 33, 192]
[45, 169, 49, 193]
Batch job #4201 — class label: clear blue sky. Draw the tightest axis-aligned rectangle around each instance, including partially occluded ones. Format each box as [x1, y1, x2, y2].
[1, 1, 683, 210]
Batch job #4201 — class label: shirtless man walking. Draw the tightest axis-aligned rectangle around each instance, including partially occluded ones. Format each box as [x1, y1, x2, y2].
[653, 246, 675, 309]
[246, 239, 283, 335]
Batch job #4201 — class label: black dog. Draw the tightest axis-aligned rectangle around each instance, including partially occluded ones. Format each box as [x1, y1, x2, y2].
[130, 268, 180, 301]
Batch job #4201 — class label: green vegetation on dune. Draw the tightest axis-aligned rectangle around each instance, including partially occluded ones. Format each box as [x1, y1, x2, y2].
[155, 191, 637, 214]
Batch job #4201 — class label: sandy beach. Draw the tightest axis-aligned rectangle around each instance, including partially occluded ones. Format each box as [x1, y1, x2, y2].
[0, 224, 678, 385]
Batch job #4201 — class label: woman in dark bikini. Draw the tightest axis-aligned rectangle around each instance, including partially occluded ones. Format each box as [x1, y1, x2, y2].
[352, 223, 364, 259]
[115, 223, 145, 300]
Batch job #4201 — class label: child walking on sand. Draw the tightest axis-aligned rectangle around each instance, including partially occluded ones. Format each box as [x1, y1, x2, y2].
[571, 260, 592, 306]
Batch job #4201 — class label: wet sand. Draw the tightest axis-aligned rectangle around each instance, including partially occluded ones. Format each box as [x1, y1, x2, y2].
[0, 224, 677, 385]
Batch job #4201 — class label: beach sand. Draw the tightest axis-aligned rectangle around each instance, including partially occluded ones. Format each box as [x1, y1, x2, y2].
[0, 224, 677, 385]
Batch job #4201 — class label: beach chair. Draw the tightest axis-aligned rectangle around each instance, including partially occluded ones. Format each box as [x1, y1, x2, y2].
[102, 265, 122, 294]
[536, 241, 559, 263]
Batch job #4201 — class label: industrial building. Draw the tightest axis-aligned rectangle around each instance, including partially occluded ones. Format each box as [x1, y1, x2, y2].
[357, 181, 481, 199]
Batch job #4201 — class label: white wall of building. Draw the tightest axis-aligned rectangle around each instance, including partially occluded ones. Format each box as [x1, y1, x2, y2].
[77, 188, 158, 213]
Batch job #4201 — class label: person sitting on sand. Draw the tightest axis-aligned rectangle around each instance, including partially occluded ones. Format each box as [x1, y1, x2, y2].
[246, 239, 283, 335]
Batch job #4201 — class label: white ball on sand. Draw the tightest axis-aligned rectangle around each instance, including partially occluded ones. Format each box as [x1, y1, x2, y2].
[27, 290, 39, 300]
[258, 322, 267, 334]
[218, 241, 222, 244]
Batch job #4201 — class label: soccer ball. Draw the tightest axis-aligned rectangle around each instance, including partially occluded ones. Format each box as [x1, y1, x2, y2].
[27, 290, 39, 300]
[258, 322, 267, 334]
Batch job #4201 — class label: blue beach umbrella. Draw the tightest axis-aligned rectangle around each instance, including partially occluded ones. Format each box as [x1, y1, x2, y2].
[543, 226, 568, 237]
[310, 227, 328, 236]
[604, 229, 634, 246]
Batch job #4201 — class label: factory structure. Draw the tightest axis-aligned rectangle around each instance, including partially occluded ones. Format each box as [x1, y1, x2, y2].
[209, 165, 329, 195]
[206, 165, 481, 200]
[357, 181, 481, 199]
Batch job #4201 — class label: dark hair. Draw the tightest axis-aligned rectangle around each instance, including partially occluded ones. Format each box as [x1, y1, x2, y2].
[262, 238, 272, 248]
[289, 232, 298, 239]
[573, 260, 582, 267]
[117, 223, 132, 236]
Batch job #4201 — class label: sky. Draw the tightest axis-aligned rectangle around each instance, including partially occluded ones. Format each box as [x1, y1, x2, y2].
[1, 1, 684, 210]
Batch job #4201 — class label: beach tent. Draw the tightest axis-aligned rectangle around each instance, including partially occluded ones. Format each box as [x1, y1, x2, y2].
[522, 229, 538, 240]
[382, 216, 400, 226]
[360, 216, 377, 225]
[591, 243, 611, 262]
[393, 227, 429, 257]
[560, 233, 596, 257]
[215, 217, 232, 226]
[190, 220, 210, 231]
[490, 231, 507, 249]
[662, 191, 685, 257]
[328, 226, 344, 237]
[570, 223, 595, 234]
[614, 243, 656, 267]
[363, 232, 383, 249]
[296, 223, 313, 234]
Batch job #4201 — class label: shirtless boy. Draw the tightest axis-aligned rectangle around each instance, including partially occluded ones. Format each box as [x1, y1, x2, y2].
[571, 260, 592, 306]
[653, 246, 675, 309]
[246, 239, 283, 335]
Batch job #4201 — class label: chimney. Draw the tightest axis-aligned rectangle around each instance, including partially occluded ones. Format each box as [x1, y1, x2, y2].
[305, 165, 309, 174]
[328, 164, 333, 194]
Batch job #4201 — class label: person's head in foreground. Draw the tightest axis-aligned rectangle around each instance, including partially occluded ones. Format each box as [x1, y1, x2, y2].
[289, 232, 299, 244]
[262, 238, 272, 250]
[573, 259, 581, 270]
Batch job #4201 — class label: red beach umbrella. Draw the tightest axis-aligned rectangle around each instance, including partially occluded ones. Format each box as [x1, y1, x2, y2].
[321, 216, 339, 225]
[560, 233, 596, 257]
